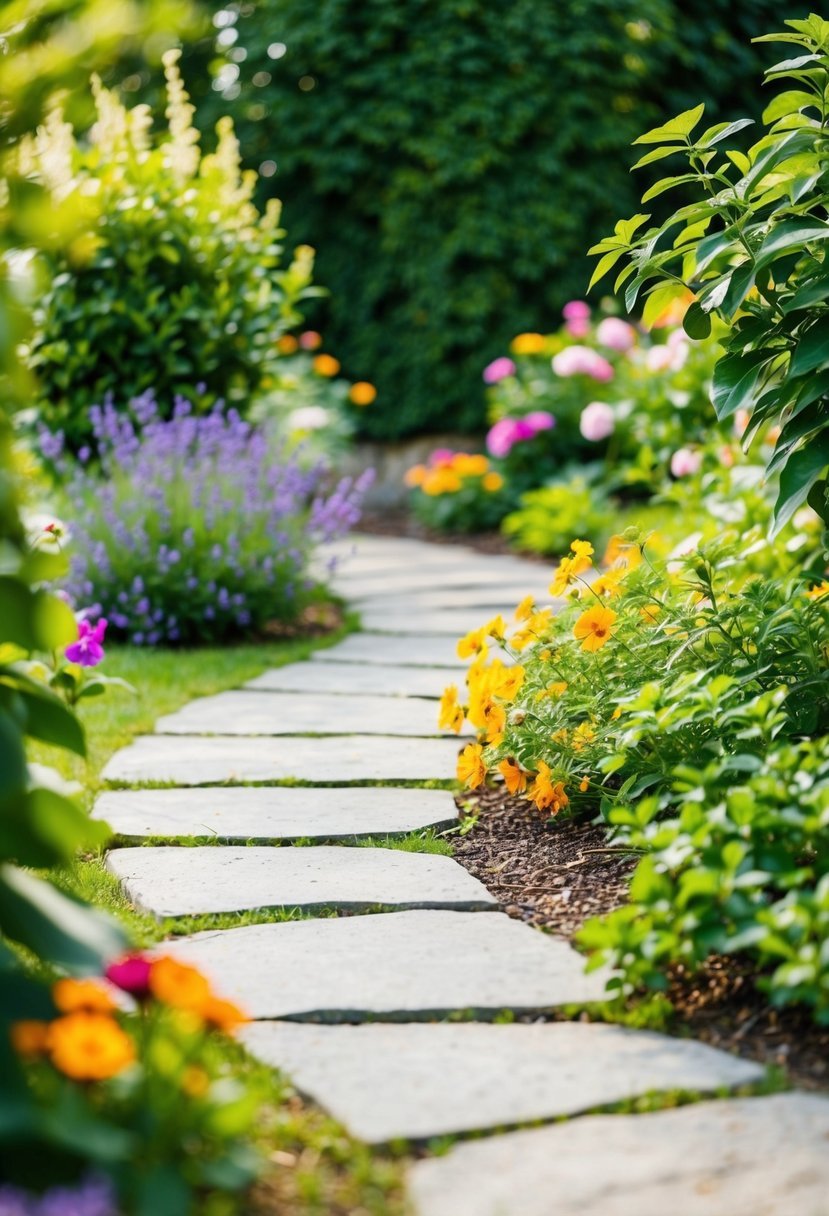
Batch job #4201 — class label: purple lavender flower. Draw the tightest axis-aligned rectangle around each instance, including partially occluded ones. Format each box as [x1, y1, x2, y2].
[0, 1176, 118, 1216]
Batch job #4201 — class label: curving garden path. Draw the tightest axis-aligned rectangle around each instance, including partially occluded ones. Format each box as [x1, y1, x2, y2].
[99, 535, 829, 1214]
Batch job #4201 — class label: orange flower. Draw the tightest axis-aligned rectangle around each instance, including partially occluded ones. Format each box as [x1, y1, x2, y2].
[438, 685, 465, 734]
[573, 605, 617, 652]
[200, 996, 248, 1034]
[10, 1020, 51, 1058]
[313, 353, 341, 377]
[457, 742, 487, 789]
[349, 381, 377, 406]
[454, 453, 489, 477]
[468, 692, 506, 744]
[579, 777, 590, 792]
[489, 664, 525, 702]
[53, 978, 118, 1015]
[277, 334, 299, 355]
[603, 534, 642, 571]
[526, 762, 569, 814]
[591, 570, 624, 598]
[405, 464, 427, 488]
[48, 1012, 135, 1082]
[149, 957, 211, 1012]
[482, 471, 504, 492]
[498, 757, 528, 795]
[806, 581, 829, 600]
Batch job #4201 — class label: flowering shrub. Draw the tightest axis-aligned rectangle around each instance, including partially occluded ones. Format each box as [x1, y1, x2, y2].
[46, 395, 371, 645]
[5, 958, 261, 1208]
[405, 450, 508, 533]
[25, 53, 315, 451]
[446, 530, 829, 1018]
[501, 474, 615, 557]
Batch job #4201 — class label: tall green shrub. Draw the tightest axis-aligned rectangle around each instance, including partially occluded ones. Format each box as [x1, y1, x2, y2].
[188, 0, 796, 439]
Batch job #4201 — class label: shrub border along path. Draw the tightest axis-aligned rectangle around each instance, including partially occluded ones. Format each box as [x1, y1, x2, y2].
[100, 535, 829, 1213]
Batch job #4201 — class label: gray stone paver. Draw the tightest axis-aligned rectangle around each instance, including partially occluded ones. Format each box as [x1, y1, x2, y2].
[239, 1021, 763, 1144]
[359, 608, 530, 636]
[102, 734, 461, 785]
[163, 910, 609, 1019]
[245, 662, 450, 698]
[107, 845, 497, 918]
[408, 1093, 829, 1216]
[94, 786, 458, 842]
[314, 635, 474, 668]
[353, 585, 556, 611]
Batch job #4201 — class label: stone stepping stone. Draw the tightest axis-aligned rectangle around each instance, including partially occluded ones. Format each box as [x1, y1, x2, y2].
[359, 608, 532, 636]
[353, 585, 554, 611]
[330, 568, 531, 598]
[162, 910, 608, 1020]
[408, 1093, 829, 1216]
[103, 735, 462, 786]
[107, 845, 497, 918]
[94, 786, 459, 842]
[155, 690, 466, 737]
[239, 1021, 763, 1144]
[315, 635, 478, 669]
[246, 662, 449, 699]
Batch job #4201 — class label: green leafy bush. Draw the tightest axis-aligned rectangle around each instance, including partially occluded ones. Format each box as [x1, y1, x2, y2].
[26, 52, 315, 451]
[188, 0, 793, 438]
[592, 13, 829, 537]
[502, 474, 615, 556]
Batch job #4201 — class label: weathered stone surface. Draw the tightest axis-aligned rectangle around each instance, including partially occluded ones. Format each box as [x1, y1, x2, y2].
[102, 735, 461, 785]
[163, 910, 608, 1020]
[155, 690, 465, 737]
[359, 608, 530, 636]
[353, 586, 556, 612]
[246, 662, 448, 699]
[107, 845, 496, 918]
[313, 635, 471, 668]
[94, 786, 458, 842]
[408, 1094, 829, 1216]
[329, 568, 535, 598]
[239, 1021, 763, 1144]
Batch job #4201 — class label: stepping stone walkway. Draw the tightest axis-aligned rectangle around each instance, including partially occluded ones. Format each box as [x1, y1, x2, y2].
[99, 533, 829, 1208]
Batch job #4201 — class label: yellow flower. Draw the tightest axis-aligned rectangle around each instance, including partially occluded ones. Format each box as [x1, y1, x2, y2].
[313, 353, 341, 377]
[349, 381, 377, 406]
[485, 614, 507, 641]
[53, 978, 118, 1015]
[603, 534, 642, 570]
[515, 595, 535, 621]
[482, 471, 504, 492]
[458, 626, 488, 660]
[182, 1065, 210, 1097]
[536, 680, 567, 702]
[438, 685, 465, 733]
[550, 555, 580, 597]
[526, 761, 569, 814]
[490, 664, 525, 701]
[511, 609, 553, 650]
[468, 692, 506, 743]
[591, 569, 625, 598]
[806, 581, 829, 600]
[454, 453, 489, 477]
[611, 706, 623, 720]
[457, 742, 487, 789]
[579, 777, 590, 792]
[551, 728, 569, 744]
[422, 469, 462, 495]
[511, 331, 546, 355]
[572, 722, 596, 751]
[149, 957, 211, 1012]
[640, 603, 661, 623]
[498, 757, 528, 794]
[573, 605, 617, 652]
[404, 464, 427, 488]
[277, 334, 299, 354]
[570, 540, 594, 573]
[48, 1012, 135, 1082]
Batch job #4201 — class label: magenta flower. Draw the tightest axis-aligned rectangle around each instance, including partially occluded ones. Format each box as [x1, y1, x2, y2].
[429, 447, 456, 466]
[65, 617, 107, 667]
[525, 410, 555, 434]
[580, 401, 615, 442]
[482, 357, 517, 384]
[596, 317, 636, 353]
[562, 300, 591, 321]
[486, 418, 521, 457]
[105, 953, 153, 999]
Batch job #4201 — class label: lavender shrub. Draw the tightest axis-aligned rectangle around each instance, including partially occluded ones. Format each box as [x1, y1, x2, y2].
[45, 394, 371, 645]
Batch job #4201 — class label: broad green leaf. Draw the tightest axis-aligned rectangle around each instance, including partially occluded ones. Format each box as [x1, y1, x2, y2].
[588, 248, 625, 290]
[772, 432, 829, 535]
[697, 118, 754, 148]
[720, 262, 758, 317]
[754, 217, 829, 271]
[32, 591, 77, 651]
[642, 282, 690, 329]
[631, 145, 685, 170]
[633, 104, 705, 146]
[15, 684, 85, 755]
[790, 315, 829, 377]
[641, 174, 701, 203]
[782, 276, 829, 313]
[710, 349, 775, 419]
[682, 301, 712, 340]
[742, 128, 817, 194]
[762, 90, 821, 123]
[0, 864, 125, 972]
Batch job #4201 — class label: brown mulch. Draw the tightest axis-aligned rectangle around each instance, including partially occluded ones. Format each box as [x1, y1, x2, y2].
[358, 509, 547, 560]
[452, 785, 829, 1092]
[256, 600, 346, 640]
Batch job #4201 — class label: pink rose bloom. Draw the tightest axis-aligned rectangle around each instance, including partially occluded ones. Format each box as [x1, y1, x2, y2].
[670, 447, 702, 478]
[105, 954, 153, 999]
[65, 617, 107, 668]
[562, 300, 591, 322]
[525, 410, 556, 434]
[580, 401, 615, 442]
[596, 317, 636, 353]
[552, 345, 614, 382]
[486, 418, 520, 457]
[429, 447, 455, 466]
[483, 356, 517, 384]
[646, 333, 688, 373]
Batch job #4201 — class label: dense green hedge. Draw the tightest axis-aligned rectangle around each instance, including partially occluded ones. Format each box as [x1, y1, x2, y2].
[188, 0, 797, 439]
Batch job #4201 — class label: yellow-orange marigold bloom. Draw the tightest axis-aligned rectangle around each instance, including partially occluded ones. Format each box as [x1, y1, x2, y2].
[482, 471, 504, 492]
[457, 742, 487, 789]
[490, 664, 525, 702]
[526, 762, 569, 814]
[348, 381, 377, 406]
[550, 556, 578, 597]
[438, 685, 465, 733]
[313, 353, 341, 377]
[573, 605, 617, 652]
[200, 996, 249, 1034]
[579, 777, 590, 792]
[572, 722, 597, 751]
[53, 978, 118, 1015]
[485, 614, 507, 641]
[149, 957, 212, 1012]
[422, 469, 461, 495]
[515, 595, 535, 622]
[404, 464, 427, 488]
[603, 534, 642, 571]
[277, 334, 299, 354]
[570, 540, 594, 572]
[48, 1012, 135, 1082]
[806, 581, 829, 600]
[498, 758, 528, 795]
[591, 570, 624, 598]
[468, 692, 506, 742]
[457, 626, 488, 660]
[511, 331, 546, 356]
[454, 453, 489, 477]
[512, 609, 553, 650]
[182, 1065, 210, 1097]
[10, 1020, 51, 1058]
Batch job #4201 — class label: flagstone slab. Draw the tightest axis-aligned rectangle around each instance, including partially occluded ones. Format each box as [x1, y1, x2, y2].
[155, 690, 465, 737]
[164, 910, 608, 1020]
[94, 786, 459, 842]
[239, 1021, 763, 1144]
[102, 735, 461, 785]
[107, 846, 496, 918]
[408, 1093, 829, 1216]
[359, 609, 526, 636]
[330, 568, 536, 598]
[314, 635, 473, 668]
[246, 662, 447, 699]
[353, 586, 555, 612]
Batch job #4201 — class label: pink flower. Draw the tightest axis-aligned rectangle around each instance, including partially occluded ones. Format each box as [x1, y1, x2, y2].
[552, 346, 614, 382]
[486, 418, 521, 457]
[646, 332, 688, 373]
[429, 448, 455, 467]
[65, 618, 107, 668]
[596, 317, 636, 353]
[483, 357, 517, 384]
[562, 300, 591, 321]
[579, 401, 615, 442]
[525, 410, 556, 434]
[670, 447, 702, 478]
[105, 954, 153, 999]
